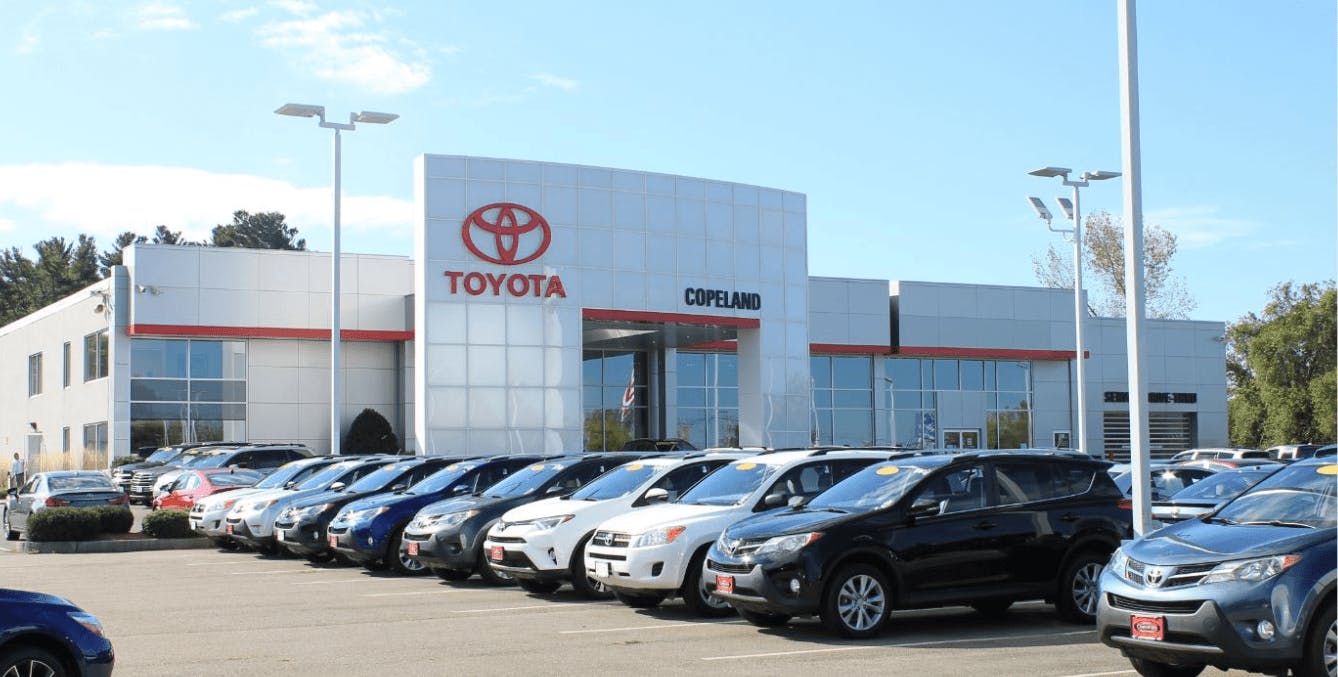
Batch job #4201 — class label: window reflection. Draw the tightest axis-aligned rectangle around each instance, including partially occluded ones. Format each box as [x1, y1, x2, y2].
[882, 357, 1034, 449]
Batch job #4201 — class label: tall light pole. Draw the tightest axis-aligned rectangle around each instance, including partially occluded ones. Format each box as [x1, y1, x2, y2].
[275, 104, 398, 455]
[1026, 167, 1120, 457]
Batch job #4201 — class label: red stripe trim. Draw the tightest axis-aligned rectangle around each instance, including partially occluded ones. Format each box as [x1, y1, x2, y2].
[897, 346, 1084, 360]
[581, 308, 760, 328]
[679, 341, 739, 352]
[126, 324, 413, 342]
[810, 343, 894, 355]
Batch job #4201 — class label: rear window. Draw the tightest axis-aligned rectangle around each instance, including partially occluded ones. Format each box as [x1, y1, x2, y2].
[49, 475, 116, 491]
[209, 471, 263, 487]
[994, 462, 1098, 503]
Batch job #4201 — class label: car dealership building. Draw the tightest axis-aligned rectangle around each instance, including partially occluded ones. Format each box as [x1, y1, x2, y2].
[0, 155, 1228, 462]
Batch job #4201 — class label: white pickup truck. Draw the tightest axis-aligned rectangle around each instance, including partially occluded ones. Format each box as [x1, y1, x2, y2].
[584, 449, 889, 616]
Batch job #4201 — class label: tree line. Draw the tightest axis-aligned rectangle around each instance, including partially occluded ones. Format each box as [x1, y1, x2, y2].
[0, 211, 304, 327]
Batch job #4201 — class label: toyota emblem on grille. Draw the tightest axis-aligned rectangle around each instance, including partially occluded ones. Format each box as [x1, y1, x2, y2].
[1145, 566, 1166, 588]
[594, 533, 613, 546]
[722, 538, 741, 555]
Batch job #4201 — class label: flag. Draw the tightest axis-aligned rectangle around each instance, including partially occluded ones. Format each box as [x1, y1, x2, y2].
[619, 372, 636, 423]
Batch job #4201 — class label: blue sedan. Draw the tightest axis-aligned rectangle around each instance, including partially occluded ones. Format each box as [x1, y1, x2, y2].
[0, 588, 114, 677]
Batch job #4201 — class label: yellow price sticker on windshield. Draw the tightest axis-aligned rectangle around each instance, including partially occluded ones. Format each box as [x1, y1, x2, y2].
[446, 464, 459, 471]
[381, 464, 396, 470]
[736, 463, 758, 470]
[531, 465, 546, 471]
[625, 464, 644, 471]
[1317, 465, 1336, 476]
[876, 466, 899, 476]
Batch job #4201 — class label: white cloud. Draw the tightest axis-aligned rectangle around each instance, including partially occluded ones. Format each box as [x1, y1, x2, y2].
[136, 2, 198, 31]
[220, 7, 260, 23]
[16, 28, 39, 54]
[530, 73, 579, 91]
[1145, 206, 1256, 249]
[269, 0, 318, 16]
[257, 9, 430, 94]
[0, 163, 413, 243]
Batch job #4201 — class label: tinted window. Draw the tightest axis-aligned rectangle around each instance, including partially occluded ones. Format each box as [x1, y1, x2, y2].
[346, 463, 421, 492]
[210, 471, 262, 488]
[484, 463, 569, 497]
[678, 461, 780, 506]
[652, 461, 727, 501]
[909, 465, 988, 513]
[407, 463, 479, 495]
[994, 462, 1091, 503]
[48, 475, 116, 491]
[257, 461, 328, 489]
[571, 462, 657, 501]
[551, 460, 624, 493]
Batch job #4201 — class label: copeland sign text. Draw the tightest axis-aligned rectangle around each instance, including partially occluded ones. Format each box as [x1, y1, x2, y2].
[684, 287, 761, 310]
[443, 202, 567, 299]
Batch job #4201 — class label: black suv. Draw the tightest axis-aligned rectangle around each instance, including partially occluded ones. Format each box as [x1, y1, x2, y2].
[703, 451, 1131, 638]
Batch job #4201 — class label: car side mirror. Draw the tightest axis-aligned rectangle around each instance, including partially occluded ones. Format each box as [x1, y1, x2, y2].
[284, 480, 297, 489]
[329, 482, 347, 492]
[908, 497, 941, 518]
[545, 485, 567, 495]
[7, 488, 16, 496]
[787, 495, 807, 509]
[391, 484, 407, 493]
[449, 484, 470, 496]
[763, 492, 789, 508]
[643, 488, 669, 503]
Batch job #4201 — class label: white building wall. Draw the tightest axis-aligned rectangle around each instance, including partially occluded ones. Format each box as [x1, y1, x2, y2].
[808, 277, 891, 347]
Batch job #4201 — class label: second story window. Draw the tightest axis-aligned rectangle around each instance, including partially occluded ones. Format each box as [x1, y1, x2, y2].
[85, 330, 109, 381]
[28, 352, 42, 396]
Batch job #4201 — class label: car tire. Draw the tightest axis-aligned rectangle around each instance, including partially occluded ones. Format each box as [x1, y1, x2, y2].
[738, 608, 792, 628]
[433, 567, 472, 582]
[821, 563, 892, 639]
[304, 551, 334, 564]
[1127, 658, 1204, 677]
[970, 600, 1013, 618]
[3, 512, 17, 541]
[517, 578, 563, 594]
[1297, 601, 1337, 677]
[612, 589, 667, 609]
[477, 549, 515, 586]
[680, 548, 734, 618]
[0, 644, 69, 677]
[1056, 550, 1106, 624]
[388, 529, 427, 576]
[569, 535, 613, 600]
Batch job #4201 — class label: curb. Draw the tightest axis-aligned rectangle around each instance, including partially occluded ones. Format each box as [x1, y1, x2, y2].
[1, 537, 214, 554]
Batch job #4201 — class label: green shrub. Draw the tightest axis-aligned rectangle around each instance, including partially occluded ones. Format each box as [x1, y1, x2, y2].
[344, 408, 399, 455]
[26, 508, 101, 541]
[111, 456, 142, 468]
[141, 509, 195, 539]
[93, 506, 134, 533]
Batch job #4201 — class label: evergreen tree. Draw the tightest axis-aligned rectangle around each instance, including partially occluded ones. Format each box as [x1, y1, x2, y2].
[344, 408, 399, 454]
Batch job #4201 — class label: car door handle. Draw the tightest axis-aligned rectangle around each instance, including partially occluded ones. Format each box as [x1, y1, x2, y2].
[1059, 513, 1081, 522]
[973, 520, 996, 530]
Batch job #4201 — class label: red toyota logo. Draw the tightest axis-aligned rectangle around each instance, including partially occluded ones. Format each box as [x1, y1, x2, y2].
[461, 203, 551, 266]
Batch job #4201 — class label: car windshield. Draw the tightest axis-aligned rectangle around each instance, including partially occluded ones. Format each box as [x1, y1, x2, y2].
[1213, 463, 1337, 528]
[256, 461, 320, 489]
[48, 475, 116, 491]
[346, 464, 416, 493]
[677, 461, 778, 506]
[297, 463, 361, 490]
[209, 471, 262, 487]
[191, 454, 238, 469]
[406, 463, 479, 495]
[1114, 468, 1208, 501]
[808, 462, 936, 512]
[144, 449, 175, 463]
[179, 452, 226, 468]
[569, 462, 658, 501]
[484, 463, 567, 498]
[1168, 469, 1273, 503]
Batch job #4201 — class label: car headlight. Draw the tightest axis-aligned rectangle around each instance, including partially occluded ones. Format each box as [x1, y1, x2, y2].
[523, 514, 574, 531]
[343, 506, 392, 522]
[1107, 547, 1129, 579]
[414, 509, 478, 530]
[239, 499, 278, 513]
[633, 526, 686, 548]
[68, 611, 104, 637]
[752, 532, 823, 558]
[296, 503, 332, 520]
[1200, 554, 1302, 585]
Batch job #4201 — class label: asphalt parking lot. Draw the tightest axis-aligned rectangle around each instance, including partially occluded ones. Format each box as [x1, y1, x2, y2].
[2, 548, 1257, 677]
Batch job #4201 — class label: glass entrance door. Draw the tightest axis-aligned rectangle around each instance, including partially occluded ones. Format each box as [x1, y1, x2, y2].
[943, 429, 980, 450]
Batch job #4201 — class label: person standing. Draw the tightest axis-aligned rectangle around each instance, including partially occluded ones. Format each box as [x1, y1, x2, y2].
[9, 452, 23, 490]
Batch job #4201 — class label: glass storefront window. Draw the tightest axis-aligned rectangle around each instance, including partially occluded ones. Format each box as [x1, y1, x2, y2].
[130, 339, 248, 450]
[811, 355, 873, 446]
[883, 357, 1035, 449]
[583, 350, 648, 451]
[675, 352, 738, 450]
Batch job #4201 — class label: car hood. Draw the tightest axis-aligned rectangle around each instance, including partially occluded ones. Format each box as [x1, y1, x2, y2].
[723, 507, 851, 540]
[1127, 520, 1335, 565]
[595, 502, 729, 534]
[500, 496, 594, 522]
[0, 589, 75, 610]
[343, 491, 418, 513]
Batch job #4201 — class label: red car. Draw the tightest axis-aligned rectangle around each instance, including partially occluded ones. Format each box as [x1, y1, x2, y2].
[153, 468, 264, 510]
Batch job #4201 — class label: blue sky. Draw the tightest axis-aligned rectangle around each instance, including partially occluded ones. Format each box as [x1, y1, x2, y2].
[1, 1, 1333, 325]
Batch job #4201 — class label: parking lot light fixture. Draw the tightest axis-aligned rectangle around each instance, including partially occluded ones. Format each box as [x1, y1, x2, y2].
[1028, 166, 1120, 456]
[275, 103, 397, 455]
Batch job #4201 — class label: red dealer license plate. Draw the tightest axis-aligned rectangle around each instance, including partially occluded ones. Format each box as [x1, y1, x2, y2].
[489, 545, 504, 562]
[715, 575, 734, 595]
[329, 535, 338, 549]
[406, 541, 419, 556]
[1131, 615, 1164, 641]
[225, 524, 233, 535]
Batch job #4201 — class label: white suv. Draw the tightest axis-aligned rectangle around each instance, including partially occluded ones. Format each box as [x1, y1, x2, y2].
[482, 452, 749, 598]
[583, 449, 888, 616]
[189, 456, 340, 546]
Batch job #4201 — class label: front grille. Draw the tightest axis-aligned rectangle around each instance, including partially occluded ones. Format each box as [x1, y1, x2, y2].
[1108, 594, 1204, 615]
[274, 520, 296, 529]
[489, 535, 526, 544]
[225, 516, 241, 524]
[494, 552, 536, 570]
[1125, 559, 1217, 589]
[328, 526, 349, 535]
[708, 559, 753, 575]
[591, 531, 630, 548]
[586, 551, 627, 562]
[403, 532, 429, 542]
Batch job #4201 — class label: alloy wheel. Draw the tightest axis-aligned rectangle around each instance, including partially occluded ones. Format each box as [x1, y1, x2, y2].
[836, 574, 886, 632]
[1324, 616, 1336, 677]
[699, 575, 731, 610]
[397, 540, 424, 572]
[2, 658, 58, 677]
[1070, 562, 1103, 616]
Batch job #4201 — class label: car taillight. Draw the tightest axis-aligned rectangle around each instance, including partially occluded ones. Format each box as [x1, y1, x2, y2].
[45, 497, 70, 507]
[109, 495, 129, 505]
[1117, 499, 1133, 510]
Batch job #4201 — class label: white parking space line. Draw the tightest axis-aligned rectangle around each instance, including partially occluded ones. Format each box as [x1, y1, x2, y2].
[229, 569, 320, 575]
[363, 589, 494, 598]
[700, 629, 1095, 661]
[562, 620, 747, 634]
[452, 602, 619, 614]
[1053, 671, 1135, 677]
[293, 577, 408, 585]
[184, 560, 254, 566]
